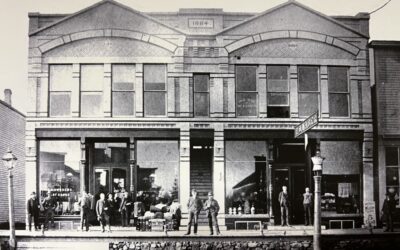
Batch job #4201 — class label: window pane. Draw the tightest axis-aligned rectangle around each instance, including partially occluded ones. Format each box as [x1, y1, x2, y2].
[112, 92, 134, 116]
[95, 169, 110, 195]
[81, 65, 103, 91]
[50, 92, 71, 116]
[112, 65, 135, 90]
[137, 140, 179, 207]
[298, 67, 319, 91]
[144, 92, 166, 116]
[94, 143, 128, 164]
[268, 107, 290, 118]
[49, 65, 73, 91]
[267, 93, 289, 106]
[194, 74, 209, 92]
[237, 92, 257, 116]
[386, 147, 399, 166]
[81, 92, 103, 116]
[236, 66, 257, 91]
[144, 65, 166, 90]
[267, 66, 288, 92]
[328, 67, 348, 92]
[268, 80, 289, 92]
[194, 93, 209, 116]
[298, 93, 318, 117]
[39, 140, 81, 215]
[386, 167, 399, 186]
[329, 93, 349, 117]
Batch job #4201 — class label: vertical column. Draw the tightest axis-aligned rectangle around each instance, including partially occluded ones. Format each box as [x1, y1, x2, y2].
[320, 66, 329, 118]
[213, 123, 225, 224]
[350, 67, 360, 118]
[25, 122, 37, 230]
[103, 64, 112, 117]
[227, 77, 235, 118]
[38, 65, 49, 117]
[179, 123, 190, 213]
[363, 127, 374, 216]
[289, 65, 299, 118]
[258, 65, 267, 118]
[267, 140, 274, 224]
[71, 64, 80, 117]
[80, 138, 86, 193]
[129, 137, 136, 199]
[167, 77, 175, 117]
[361, 80, 372, 118]
[135, 64, 143, 117]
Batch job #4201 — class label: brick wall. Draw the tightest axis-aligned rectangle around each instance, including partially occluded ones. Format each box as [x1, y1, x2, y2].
[0, 101, 26, 225]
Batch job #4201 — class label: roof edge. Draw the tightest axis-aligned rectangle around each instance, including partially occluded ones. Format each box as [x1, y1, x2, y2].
[0, 100, 26, 117]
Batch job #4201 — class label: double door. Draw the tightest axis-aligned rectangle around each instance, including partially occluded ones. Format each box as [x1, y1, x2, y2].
[94, 165, 128, 195]
[273, 165, 306, 225]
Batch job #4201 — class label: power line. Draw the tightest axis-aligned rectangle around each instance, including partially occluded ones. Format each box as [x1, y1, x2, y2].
[369, 0, 392, 14]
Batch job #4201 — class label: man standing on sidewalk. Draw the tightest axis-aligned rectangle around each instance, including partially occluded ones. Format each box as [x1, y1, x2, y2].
[184, 189, 203, 235]
[27, 192, 40, 231]
[382, 192, 396, 232]
[204, 192, 220, 236]
[78, 190, 91, 231]
[278, 186, 290, 226]
[119, 191, 133, 227]
[303, 187, 313, 226]
[42, 191, 56, 229]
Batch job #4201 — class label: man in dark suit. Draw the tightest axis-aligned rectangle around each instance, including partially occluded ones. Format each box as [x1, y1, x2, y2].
[42, 191, 56, 229]
[78, 190, 91, 231]
[27, 192, 40, 231]
[96, 193, 111, 232]
[204, 191, 220, 235]
[382, 192, 396, 232]
[184, 189, 203, 235]
[119, 191, 133, 227]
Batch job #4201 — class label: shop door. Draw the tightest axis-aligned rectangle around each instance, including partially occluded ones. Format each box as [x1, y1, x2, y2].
[190, 140, 213, 200]
[94, 167, 127, 195]
[273, 166, 306, 225]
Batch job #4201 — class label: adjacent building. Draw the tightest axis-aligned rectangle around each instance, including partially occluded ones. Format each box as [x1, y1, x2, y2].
[26, 0, 373, 228]
[0, 89, 26, 228]
[370, 41, 400, 224]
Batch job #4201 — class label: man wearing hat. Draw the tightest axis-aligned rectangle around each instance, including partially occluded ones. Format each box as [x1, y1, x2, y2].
[27, 192, 40, 231]
[184, 189, 203, 235]
[204, 191, 221, 235]
[382, 192, 396, 232]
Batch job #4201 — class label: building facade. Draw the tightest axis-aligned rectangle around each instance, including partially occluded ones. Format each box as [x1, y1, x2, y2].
[26, 0, 373, 228]
[0, 90, 26, 228]
[370, 41, 400, 224]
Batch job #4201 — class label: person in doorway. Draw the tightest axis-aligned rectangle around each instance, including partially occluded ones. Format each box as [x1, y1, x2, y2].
[184, 189, 203, 235]
[106, 193, 115, 226]
[119, 191, 133, 227]
[204, 192, 221, 235]
[382, 192, 396, 232]
[78, 190, 91, 231]
[27, 192, 40, 231]
[96, 193, 111, 232]
[278, 186, 290, 226]
[303, 187, 313, 226]
[42, 191, 56, 229]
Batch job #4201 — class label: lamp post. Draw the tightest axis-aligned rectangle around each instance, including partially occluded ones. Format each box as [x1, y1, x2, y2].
[2, 149, 17, 250]
[311, 150, 324, 250]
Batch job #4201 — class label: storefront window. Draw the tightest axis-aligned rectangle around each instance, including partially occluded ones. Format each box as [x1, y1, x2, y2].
[225, 141, 267, 214]
[320, 141, 361, 214]
[236, 66, 258, 117]
[49, 65, 73, 117]
[136, 140, 179, 209]
[39, 140, 81, 215]
[385, 147, 400, 207]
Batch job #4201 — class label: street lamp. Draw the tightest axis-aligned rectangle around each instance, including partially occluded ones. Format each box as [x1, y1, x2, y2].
[2, 149, 17, 250]
[311, 150, 324, 250]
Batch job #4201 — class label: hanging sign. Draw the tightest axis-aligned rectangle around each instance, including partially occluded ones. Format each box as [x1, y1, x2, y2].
[294, 111, 319, 138]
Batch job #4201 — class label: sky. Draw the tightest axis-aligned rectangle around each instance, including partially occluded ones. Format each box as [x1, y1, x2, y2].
[0, 0, 399, 114]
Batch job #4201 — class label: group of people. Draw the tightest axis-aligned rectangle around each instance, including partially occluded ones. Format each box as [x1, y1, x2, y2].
[278, 186, 313, 226]
[185, 189, 220, 236]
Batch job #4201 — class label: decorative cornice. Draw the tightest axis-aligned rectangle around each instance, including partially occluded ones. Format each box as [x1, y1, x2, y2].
[225, 123, 360, 130]
[37, 122, 177, 129]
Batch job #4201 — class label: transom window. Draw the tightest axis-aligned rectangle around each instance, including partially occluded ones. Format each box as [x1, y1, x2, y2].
[80, 65, 104, 117]
[112, 64, 135, 116]
[236, 65, 258, 117]
[298, 66, 320, 117]
[144, 64, 167, 116]
[193, 74, 210, 117]
[49, 65, 73, 117]
[328, 67, 349, 117]
[267, 66, 290, 118]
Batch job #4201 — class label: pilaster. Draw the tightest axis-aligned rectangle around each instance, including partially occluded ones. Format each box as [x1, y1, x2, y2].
[179, 123, 190, 213]
[213, 123, 225, 223]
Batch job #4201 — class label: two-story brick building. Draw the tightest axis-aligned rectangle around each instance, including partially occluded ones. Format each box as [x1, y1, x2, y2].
[26, 0, 373, 228]
[370, 41, 400, 225]
[0, 90, 26, 228]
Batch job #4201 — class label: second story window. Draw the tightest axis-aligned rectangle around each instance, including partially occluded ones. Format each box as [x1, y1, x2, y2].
[193, 74, 210, 117]
[144, 64, 166, 116]
[267, 66, 290, 118]
[236, 65, 257, 117]
[49, 65, 73, 117]
[328, 67, 349, 117]
[80, 65, 104, 117]
[112, 65, 135, 116]
[298, 66, 319, 117]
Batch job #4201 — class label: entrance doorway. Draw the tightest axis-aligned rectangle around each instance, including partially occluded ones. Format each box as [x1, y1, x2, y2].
[190, 139, 213, 200]
[273, 165, 306, 225]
